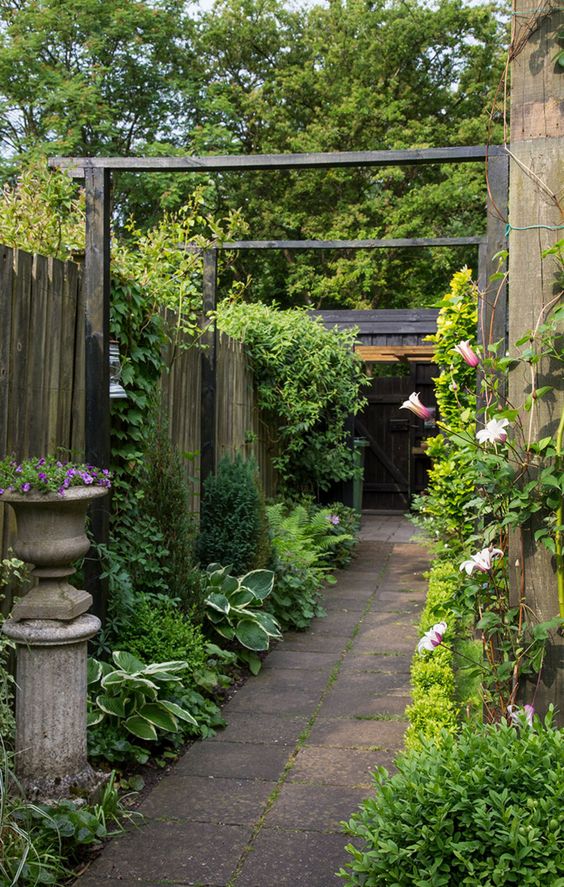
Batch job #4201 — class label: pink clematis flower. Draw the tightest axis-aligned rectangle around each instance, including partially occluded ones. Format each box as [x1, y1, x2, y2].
[417, 621, 447, 653]
[400, 392, 433, 421]
[460, 547, 504, 575]
[476, 418, 510, 444]
[454, 340, 480, 367]
[507, 704, 534, 727]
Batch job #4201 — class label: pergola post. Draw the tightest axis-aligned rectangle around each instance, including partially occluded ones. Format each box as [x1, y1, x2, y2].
[200, 248, 218, 486]
[479, 152, 509, 349]
[83, 167, 111, 620]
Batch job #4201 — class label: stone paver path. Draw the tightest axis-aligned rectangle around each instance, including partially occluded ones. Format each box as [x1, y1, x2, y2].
[77, 515, 429, 887]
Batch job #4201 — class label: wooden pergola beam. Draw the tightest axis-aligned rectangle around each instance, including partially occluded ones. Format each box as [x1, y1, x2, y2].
[220, 236, 485, 251]
[50, 145, 505, 177]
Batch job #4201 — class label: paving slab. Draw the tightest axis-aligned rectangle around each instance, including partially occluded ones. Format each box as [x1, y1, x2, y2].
[207, 713, 308, 746]
[173, 741, 290, 780]
[140, 775, 276, 825]
[306, 716, 408, 749]
[224, 683, 324, 715]
[339, 651, 412, 673]
[288, 746, 395, 787]
[260, 649, 338, 671]
[234, 829, 350, 887]
[262, 782, 369, 831]
[84, 820, 252, 884]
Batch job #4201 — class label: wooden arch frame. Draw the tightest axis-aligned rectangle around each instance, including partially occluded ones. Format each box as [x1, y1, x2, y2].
[50, 144, 509, 605]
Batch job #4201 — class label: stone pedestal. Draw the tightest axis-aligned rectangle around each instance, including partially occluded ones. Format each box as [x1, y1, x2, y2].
[2, 615, 107, 802]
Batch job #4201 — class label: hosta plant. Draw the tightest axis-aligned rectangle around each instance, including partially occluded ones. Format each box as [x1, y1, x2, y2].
[203, 565, 281, 674]
[87, 650, 198, 743]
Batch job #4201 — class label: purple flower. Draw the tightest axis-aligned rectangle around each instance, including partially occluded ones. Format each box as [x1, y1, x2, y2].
[36, 457, 46, 467]
[328, 514, 340, 526]
[66, 468, 76, 477]
[454, 340, 480, 367]
[81, 472, 94, 485]
[21, 482, 31, 493]
[0, 489, 4, 496]
[38, 472, 47, 482]
[57, 486, 66, 497]
[417, 621, 447, 653]
[400, 392, 433, 421]
[15, 465, 22, 474]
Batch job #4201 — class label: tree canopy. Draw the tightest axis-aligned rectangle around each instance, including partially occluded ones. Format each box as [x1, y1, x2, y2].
[0, 0, 508, 308]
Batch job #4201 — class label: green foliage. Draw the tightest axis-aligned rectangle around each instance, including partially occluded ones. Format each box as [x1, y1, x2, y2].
[0, 161, 84, 259]
[87, 651, 198, 744]
[203, 565, 281, 674]
[198, 455, 269, 576]
[265, 502, 355, 630]
[405, 561, 463, 749]
[0, 756, 129, 886]
[0, 0, 188, 163]
[136, 417, 200, 611]
[112, 595, 207, 673]
[0, 558, 27, 742]
[341, 714, 564, 886]
[411, 268, 479, 554]
[218, 302, 369, 494]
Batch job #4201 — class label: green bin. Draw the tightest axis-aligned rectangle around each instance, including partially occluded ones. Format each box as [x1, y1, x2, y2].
[352, 437, 369, 516]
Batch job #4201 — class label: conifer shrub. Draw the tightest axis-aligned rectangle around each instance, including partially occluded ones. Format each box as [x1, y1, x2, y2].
[197, 455, 269, 576]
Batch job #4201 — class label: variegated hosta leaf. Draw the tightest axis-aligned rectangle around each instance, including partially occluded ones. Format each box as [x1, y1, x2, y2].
[138, 703, 178, 733]
[96, 693, 127, 719]
[205, 592, 230, 614]
[235, 618, 270, 651]
[253, 610, 283, 638]
[239, 569, 275, 601]
[124, 715, 158, 742]
[87, 710, 104, 727]
[112, 650, 145, 674]
[161, 700, 198, 726]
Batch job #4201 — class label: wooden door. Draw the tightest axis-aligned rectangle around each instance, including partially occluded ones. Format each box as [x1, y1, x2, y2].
[357, 363, 437, 511]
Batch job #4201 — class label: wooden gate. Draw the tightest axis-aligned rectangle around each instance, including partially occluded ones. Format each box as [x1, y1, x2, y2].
[357, 362, 438, 511]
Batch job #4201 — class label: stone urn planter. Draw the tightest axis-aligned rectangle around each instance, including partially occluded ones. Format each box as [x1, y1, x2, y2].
[2, 485, 108, 620]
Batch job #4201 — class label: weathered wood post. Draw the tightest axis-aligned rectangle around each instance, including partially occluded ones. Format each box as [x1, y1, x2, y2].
[200, 248, 218, 486]
[508, 0, 564, 718]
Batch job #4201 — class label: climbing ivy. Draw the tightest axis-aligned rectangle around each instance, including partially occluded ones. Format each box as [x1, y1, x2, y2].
[218, 301, 370, 495]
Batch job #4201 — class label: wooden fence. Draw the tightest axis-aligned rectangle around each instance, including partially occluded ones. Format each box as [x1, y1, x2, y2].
[161, 331, 277, 512]
[0, 245, 85, 572]
[0, 245, 276, 569]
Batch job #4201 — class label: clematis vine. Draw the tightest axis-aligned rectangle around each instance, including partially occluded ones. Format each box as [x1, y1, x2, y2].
[417, 621, 447, 653]
[460, 547, 504, 575]
[453, 340, 479, 367]
[476, 417, 510, 445]
[400, 392, 433, 421]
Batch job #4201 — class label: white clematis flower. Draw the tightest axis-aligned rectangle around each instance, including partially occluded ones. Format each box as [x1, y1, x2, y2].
[460, 547, 504, 575]
[399, 392, 433, 421]
[417, 621, 447, 653]
[476, 418, 510, 444]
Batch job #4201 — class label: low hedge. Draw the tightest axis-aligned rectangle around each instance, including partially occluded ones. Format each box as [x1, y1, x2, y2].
[341, 715, 564, 886]
[404, 560, 462, 748]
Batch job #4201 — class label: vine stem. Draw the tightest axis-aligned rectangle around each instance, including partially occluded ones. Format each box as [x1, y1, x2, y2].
[555, 406, 564, 619]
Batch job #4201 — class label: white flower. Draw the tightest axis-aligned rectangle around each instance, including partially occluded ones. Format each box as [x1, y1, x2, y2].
[507, 704, 534, 727]
[417, 621, 447, 653]
[453, 340, 480, 367]
[399, 392, 432, 421]
[460, 547, 504, 575]
[476, 418, 510, 444]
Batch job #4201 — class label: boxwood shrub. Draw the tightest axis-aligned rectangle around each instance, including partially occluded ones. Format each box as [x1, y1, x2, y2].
[340, 716, 564, 886]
